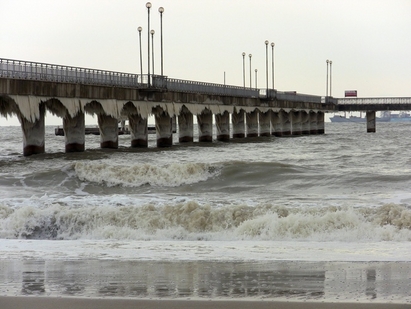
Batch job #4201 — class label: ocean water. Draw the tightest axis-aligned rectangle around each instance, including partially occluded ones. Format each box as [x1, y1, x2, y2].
[0, 122, 410, 302]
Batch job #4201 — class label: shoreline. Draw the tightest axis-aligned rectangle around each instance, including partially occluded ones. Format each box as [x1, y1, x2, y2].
[1, 297, 410, 309]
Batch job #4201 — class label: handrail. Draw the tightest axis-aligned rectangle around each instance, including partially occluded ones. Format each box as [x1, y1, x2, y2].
[337, 97, 411, 105]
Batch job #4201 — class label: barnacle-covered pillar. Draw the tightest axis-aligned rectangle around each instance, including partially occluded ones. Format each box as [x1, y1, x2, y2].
[18, 104, 45, 156]
[178, 106, 193, 143]
[215, 111, 230, 141]
[232, 109, 245, 138]
[197, 109, 213, 142]
[63, 112, 85, 152]
[129, 114, 148, 147]
[97, 114, 118, 148]
[246, 110, 259, 137]
[155, 109, 173, 147]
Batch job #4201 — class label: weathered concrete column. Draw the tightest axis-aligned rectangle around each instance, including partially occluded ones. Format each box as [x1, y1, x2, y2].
[215, 111, 230, 141]
[291, 111, 302, 136]
[246, 110, 259, 137]
[178, 106, 193, 143]
[97, 114, 118, 149]
[301, 111, 310, 135]
[129, 114, 148, 147]
[155, 111, 173, 147]
[232, 110, 245, 138]
[19, 104, 45, 156]
[282, 111, 292, 136]
[63, 112, 85, 152]
[271, 111, 282, 136]
[366, 111, 376, 133]
[197, 109, 213, 142]
[259, 110, 271, 137]
[309, 112, 318, 134]
[317, 112, 325, 134]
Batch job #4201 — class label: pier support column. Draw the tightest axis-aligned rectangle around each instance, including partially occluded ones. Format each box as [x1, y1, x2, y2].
[129, 114, 148, 147]
[271, 111, 282, 136]
[63, 112, 85, 152]
[309, 112, 318, 134]
[215, 111, 230, 141]
[291, 111, 302, 136]
[97, 114, 118, 149]
[301, 111, 310, 135]
[155, 110, 173, 147]
[246, 110, 259, 137]
[259, 110, 271, 137]
[366, 111, 376, 133]
[282, 111, 292, 136]
[232, 110, 245, 138]
[317, 112, 325, 134]
[19, 104, 45, 156]
[178, 106, 193, 143]
[197, 109, 213, 142]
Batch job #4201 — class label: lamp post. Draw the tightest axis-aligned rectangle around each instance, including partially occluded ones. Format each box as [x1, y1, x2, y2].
[158, 7, 164, 76]
[265, 40, 269, 94]
[329, 60, 332, 96]
[249, 54, 252, 88]
[138, 26, 143, 82]
[146, 2, 152, 86]
[271, 42, 275, 89]
[255, 69, 258, 89]
[242, 52, 246, 88]
[151, 29, 155, 74]
[326, 59, 329, 96]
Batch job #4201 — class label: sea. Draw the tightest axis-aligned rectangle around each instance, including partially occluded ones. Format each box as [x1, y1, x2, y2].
[0, 121, 410, 303]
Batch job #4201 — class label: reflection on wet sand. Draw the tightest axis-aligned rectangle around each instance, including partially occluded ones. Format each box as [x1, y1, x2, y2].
[0, 260, 409, 303]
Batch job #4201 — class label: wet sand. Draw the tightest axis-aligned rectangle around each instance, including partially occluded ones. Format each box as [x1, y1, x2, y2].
[1, 297, 410, 309]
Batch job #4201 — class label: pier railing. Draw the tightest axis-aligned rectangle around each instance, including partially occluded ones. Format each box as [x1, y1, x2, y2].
[337, 97, 411, 105]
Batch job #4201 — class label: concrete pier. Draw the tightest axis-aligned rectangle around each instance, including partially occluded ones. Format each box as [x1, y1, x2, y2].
[215, 111, 230, 141]
[366, 111, 376, 133]
[246, 110, 259, 137]
[317, 112, 325, 134]
[271, 111, 282, 137]
[18, 105, 45, 156]
[155, 110, 173, 147]
[282, 111, 292, 136]
[178, 107, 194, 143]
[197, 109, 213, 142]
[63, 112, 85, 152]
[97, 114, 119, 149]
[259, 111, 271, 137]
[291, 111, 302, 136]
[232, 110, 245, 138]
[301, 111, 310, 135]
[309, 112, 318, 134]
[129, 114, 148, 147]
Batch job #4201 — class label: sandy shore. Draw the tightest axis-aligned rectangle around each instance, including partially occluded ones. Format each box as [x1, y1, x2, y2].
[1, 297, 410, 309]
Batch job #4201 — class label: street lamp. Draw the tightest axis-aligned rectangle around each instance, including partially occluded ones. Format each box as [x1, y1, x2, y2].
[326, 59, 329, 96]
[146, 2, 152, 86]
[265, 40, 269, 94]
[151, 29, 155, 74]
[249, 54, 252, 88]
[329, 60, 333, 96]
[271, 42, 275, 89]
[255, 69, 258, 89]
[242, 52, 246, 88]
[138, 26, 143, 82]
[158, 7, 164, 76]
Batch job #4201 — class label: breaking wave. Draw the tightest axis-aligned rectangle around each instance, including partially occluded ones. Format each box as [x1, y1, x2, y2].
[1, 202, 410, 242]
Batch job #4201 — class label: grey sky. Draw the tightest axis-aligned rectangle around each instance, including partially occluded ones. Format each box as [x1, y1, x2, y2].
[1, 0, 410, 125]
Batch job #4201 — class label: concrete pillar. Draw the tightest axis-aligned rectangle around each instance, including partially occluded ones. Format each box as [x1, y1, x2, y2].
[259, 110, 271, 137]
[366, 111, 376, 133]
[129, 114, 148, 147]
[178, 106, 193, 143]
[232, 110, 245, 138]
[63, 112, 85, 152]
[317, 112, 325, 134]
[155, 111, 173, 147]
[97, 114, 118, 149]
[19, 104, 45, 156]
[246, 110, 259, 137]
[291, 111, 302, 136]
[309, 112, 318, 134]
[197, 109, 213, 142]
[282, 111, 292, 136]
[271, 111, 282, 136]
[301, 111, 310, 135]
[215, 111, 230, 141]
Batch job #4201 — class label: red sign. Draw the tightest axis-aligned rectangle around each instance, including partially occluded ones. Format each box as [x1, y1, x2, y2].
[345, 90, 357, 97]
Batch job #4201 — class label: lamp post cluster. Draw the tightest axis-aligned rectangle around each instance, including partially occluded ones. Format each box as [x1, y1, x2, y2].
[326, 59, 332, 96]
[242, 40, 275, 92]
[138, 2, 165, 87]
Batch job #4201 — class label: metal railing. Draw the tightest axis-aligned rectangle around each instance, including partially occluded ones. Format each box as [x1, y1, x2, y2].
[337, 97, 411, 105]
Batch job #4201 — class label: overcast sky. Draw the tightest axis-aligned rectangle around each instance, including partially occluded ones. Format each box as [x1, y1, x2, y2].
[1, 0, 410, 125]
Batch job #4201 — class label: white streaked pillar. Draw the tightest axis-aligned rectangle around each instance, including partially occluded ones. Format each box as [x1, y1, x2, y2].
[215, 111, 230, 141]
[129, 114, 148, 147]
[19, 104, 45, 156]
[197, 109, 213, 142]
[63, 111, 85, 152]
[246, 110, 259, 137]
[178, 106, 193, 143]
[232, 109, 245, 138]
[259, 110, 271, 137]
[97, 114, 119, 149]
